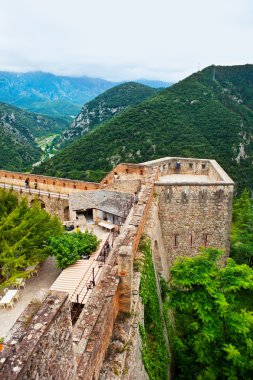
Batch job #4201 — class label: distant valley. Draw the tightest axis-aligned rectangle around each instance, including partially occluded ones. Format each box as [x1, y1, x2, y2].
[0, 101, 67, 171]
[34, 64, 253, 192]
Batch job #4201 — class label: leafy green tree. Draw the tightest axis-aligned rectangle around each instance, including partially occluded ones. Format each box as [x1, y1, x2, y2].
[169, 248, 253, 380]
[0, 191, 62, 287]
[50, 230, 100, 269]
[230, 189, 253, 267]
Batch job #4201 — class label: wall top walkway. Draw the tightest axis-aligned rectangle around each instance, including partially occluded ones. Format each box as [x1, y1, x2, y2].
[0, 170, 99, 195]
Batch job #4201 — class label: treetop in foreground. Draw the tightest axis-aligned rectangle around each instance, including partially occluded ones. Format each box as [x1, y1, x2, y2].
[169, 248, 253, 380]
[0, 189, 63, 289]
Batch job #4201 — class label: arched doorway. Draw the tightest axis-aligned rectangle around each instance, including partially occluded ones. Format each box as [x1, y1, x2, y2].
[30, 199, 46, 209]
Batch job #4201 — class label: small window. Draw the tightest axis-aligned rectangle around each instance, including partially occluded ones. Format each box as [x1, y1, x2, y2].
[85, 186, 87, 190]
[5, 174, 7, 178]
[73, 184, 76, 189]
[140, 169, 143, 175]
[199, 189, 207, 201]
[182, 190, 189, 203]
[189, 162, 193, 169]
[167, 188, 172, 202]
[190, 234, 193, 247]
[174, 234, 179, 247]
[217, 189, 224, 200]
[125, 168, 129, 174]
[53, 181, 56, 186]
[202, 163, 206, 170]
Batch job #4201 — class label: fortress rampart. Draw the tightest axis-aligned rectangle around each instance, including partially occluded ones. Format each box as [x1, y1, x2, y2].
[0, 157, 234, 379]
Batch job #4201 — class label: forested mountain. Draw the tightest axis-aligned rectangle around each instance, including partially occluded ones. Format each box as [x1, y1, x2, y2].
[0, 71, 170, 121]
[57, 82, 159, 148]
[0, 71, 117, 120]
[33, 64, 253, 190]
[0, 101, 68, 171]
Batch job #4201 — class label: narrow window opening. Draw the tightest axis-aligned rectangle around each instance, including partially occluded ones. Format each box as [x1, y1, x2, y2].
[189, 162, 193, 169]
[190, 234, 193, 247]
[202, 163, 206, 170]
[174, 234, 179, 247]
[217, 189, 223, 200]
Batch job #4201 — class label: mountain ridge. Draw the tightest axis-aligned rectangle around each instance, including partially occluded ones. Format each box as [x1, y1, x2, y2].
[56, 82, 160, 148]
[0, 71, 170, 120]
[33, 64, 253, 191]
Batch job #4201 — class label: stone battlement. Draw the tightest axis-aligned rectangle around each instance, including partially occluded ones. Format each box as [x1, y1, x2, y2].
[0, 157, 234, 379]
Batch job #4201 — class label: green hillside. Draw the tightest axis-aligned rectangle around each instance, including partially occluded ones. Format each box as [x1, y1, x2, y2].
[34, 65, 253, 190]
[56, 82, 159, 148]
[26, 100, 81, 121]
[0, 103, 40, 171]
[0, 101, 70, 171]
[0, 102, 68, 138]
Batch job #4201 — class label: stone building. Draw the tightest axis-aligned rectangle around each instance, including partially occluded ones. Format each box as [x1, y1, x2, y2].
[0, 156, 234, 380]
[141, 157, 234, 276]
[69, 190, 133, 226]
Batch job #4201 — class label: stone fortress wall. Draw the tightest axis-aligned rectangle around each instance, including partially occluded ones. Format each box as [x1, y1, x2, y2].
[0, 170, 99, 194]
[0, 291, 76, 380]
[0, 157, 234, 379]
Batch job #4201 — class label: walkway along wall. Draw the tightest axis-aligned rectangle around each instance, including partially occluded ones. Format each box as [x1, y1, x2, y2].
[0, 158, 234, 379]
[0, 170, 99, 194]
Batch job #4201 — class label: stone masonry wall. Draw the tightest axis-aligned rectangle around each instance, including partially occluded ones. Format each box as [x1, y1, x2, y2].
[144, 199, 169, 279]
[101, 178, 141, 194]
[72, 172, 155, 380]
[18, 192, 70, 221]
[0, 291, 76, 380]
[144, 157, 224, 181]
[0, 170, 99, 194]
[156, 183, 234, 266]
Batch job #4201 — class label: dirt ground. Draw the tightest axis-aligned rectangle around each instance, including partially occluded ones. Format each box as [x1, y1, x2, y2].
[0, 257, 61, 338]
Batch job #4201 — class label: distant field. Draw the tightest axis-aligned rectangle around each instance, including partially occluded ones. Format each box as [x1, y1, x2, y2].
[36, 134, 59, 151]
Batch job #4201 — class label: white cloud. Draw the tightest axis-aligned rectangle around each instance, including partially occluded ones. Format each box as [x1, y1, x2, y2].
[0, 0, 253, 81]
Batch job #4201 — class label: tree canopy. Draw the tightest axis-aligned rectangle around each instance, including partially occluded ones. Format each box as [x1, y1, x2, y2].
[0, 189, 62, 288]
[168, 248, 253, 380]
[50, 230, 100, 269]
[231, 189, 253, 267]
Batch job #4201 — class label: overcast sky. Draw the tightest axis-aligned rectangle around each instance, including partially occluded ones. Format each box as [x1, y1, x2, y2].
[0, 0, 252, 82]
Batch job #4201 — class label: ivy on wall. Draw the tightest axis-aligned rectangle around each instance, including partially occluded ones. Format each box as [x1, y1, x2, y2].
[139, 237, 169, 380]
